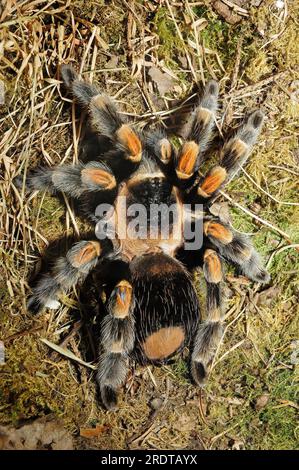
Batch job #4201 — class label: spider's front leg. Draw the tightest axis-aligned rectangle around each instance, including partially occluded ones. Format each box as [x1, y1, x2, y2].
[147, 81, 218, 184]
[28, 240, 104, 314]
[175, 80, 219, 185]
[97, 279, 135, 410]
[60, 65, 142, 165]
[191, 249, 224, 385]
[23, 161, 117, 197]
[192, 109, 265, 202]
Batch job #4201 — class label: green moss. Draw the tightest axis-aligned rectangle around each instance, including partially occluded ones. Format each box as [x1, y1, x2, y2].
[209, 340, 298, 449]
[199, 10, 241, 68]
[192, 4, 283, 80]
[152, 7, 183, 59]
[193, 5, 208, 17]
[253, 369, 298, 450]
[37, 195, 65, 237]
[169, 357, 189, 384]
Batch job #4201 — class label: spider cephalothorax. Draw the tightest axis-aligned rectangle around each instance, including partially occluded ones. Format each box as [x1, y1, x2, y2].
[24, 65, 270, 410]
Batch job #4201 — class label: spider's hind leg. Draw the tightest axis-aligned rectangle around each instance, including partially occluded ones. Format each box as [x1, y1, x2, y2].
[191, 249, 224, 385]
[203, 218, 270, 283]
[97, 279, 135, 410]
[190, 217, 269, 384]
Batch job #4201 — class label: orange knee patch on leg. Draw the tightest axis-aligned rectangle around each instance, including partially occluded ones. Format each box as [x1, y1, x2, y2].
[196, 107, 213, 127]
[238, 245, 253, 261]
[209, 307, 221, 322]
[110, 340, 124, 353]
[198, 166, 227, 197]
[204, 221, 233, 244]
[142, 326, 185, 360]
[71, 241, 101, 268]
[160, 138, 172, 164]
[116, 124, 142, 162]
[92, 93, 111, 109]
[204, 249, 222, 283]
[113, 280, 133, 318]
[222, 138, 248, 162]
[81, 168, 116, 190]
[176, 141, 199, 179]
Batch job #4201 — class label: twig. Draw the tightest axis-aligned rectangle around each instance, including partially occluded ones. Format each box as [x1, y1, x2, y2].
[49, 320, 83, 362]
[230, 37, 243, 91]
[241, 166, 299, 207]
[228, 72, 286, 99]
[266, 244, 299, 269]
[40, 338, 97, 370]
[198, 389, 208, 426]
[213, 339, 246, 367]
[268, 165, 299, 176]
[186, 0, 205, 84]
[62, 192, 80, 236]
[220, 189, 298, 248]
[127, 377, 170, 447]
[165, 0, 198, 84]
[209, 420, 242, 449]
[4, 325, 43, 344]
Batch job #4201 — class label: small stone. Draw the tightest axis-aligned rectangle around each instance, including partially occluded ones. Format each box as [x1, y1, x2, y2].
[150, 397, 163, 410]
[276, 1, 284, 9]
[255, 394, 270, 410]
[45, 299, 61, 310]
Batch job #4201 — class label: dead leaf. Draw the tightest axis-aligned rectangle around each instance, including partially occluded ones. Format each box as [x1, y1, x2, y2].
[0, 417, 73, 450]
[105, 56, 118, 68]
[250, 201, 262, 214]
[173, 84, 183, 95]
[40, 338, 97, 370]
[95, 32, 109, 51]
[150, 397, 163, 411]
[213, 1, 242, 24]
[80, 424, 109, 438]
[256, 286, 281, 307]
[178, 54, 188, 68]
[172, 413, 197, 433]
[255, 394, 270, 411]
[193, 18, 208, 31]
[213, 0, 249, 25]
[230, 437, 245, 450]
[148, 67, 174, 96]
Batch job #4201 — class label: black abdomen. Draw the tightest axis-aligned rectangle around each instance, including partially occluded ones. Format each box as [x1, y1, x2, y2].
[130, 254, 200, 364]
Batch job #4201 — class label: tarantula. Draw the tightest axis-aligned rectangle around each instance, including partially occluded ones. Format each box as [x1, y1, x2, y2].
[23, 65, 270, 410]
